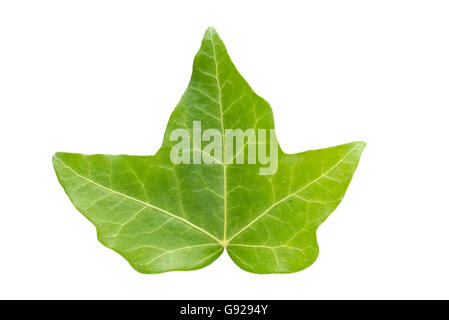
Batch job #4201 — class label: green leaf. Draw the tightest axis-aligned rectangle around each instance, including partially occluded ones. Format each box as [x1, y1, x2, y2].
[53, 27, 365, 274]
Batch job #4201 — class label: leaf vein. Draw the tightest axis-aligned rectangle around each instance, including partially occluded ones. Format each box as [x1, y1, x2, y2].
[54, 156, 223, 245]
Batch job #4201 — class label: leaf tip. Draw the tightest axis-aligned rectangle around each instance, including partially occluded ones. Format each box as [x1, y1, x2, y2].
[355, 141, 367, 151]
[52, 152, 70, 171]
[52, 152, 63, 163]
[203, 26, 219, 40]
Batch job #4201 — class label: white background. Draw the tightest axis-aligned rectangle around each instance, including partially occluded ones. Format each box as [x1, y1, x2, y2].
[1, 1, 448, 299]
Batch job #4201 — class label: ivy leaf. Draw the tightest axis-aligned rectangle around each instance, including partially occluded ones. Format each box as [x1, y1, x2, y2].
[53, 27, 365, 274]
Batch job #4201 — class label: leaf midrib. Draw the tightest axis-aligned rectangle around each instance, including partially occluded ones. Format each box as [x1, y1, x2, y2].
[209, 29, 228, 245]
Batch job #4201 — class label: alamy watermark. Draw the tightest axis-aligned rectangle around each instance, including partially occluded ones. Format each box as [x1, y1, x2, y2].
[169, 121, 278, 175]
